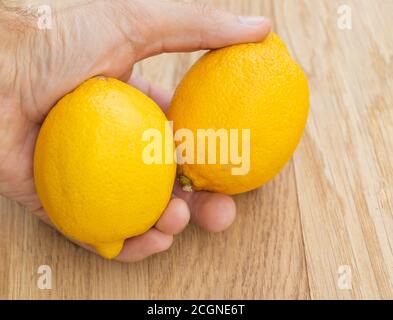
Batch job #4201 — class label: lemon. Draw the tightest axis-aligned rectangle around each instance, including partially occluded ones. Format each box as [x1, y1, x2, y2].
[168, 33, 309, 195]
[34, 77, 176, 259]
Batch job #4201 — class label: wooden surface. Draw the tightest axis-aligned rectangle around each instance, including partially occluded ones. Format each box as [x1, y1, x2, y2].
[1, 0, 393, 300]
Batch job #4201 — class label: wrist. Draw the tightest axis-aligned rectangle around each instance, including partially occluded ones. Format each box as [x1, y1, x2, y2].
[1, 0, 93, 10]
[0, 17, 18, 99]
[0, 4, 39, 102]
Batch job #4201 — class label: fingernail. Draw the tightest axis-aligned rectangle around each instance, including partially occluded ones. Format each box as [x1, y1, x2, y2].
[238, 16, 266, 25]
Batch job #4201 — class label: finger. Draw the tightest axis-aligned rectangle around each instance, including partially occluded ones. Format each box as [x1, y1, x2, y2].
[132, 1, 271, 60]
[71, 229, 173, 262]
[116, 228, 173, 262]
[128, 75, 173, 112]
[173, 182, 236, 233]
[155, 197, 190, 235]
[33, 202, 180, 261]
[118, 68, 133, 83]
[31, 207, 53, 225]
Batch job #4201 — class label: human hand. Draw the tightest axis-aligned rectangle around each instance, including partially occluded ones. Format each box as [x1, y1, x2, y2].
[0, 0, 271, 261]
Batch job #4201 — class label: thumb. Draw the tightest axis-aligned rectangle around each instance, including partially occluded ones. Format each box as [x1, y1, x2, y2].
[131, 1, 271, 61]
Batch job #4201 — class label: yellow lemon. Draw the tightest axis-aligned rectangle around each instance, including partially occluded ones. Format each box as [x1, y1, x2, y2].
[34, 77, 176, 259]
[168, 33, 309, 195]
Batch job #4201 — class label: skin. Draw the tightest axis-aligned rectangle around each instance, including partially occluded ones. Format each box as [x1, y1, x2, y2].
[0, 0, 271, 262]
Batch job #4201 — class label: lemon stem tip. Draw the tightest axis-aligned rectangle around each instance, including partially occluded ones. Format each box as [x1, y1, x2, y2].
[179, 175, 193, 192]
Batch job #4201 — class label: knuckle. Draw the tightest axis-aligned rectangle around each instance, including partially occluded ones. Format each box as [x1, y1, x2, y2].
[192, 3, 219, 19]
[155, 235, 173, 252]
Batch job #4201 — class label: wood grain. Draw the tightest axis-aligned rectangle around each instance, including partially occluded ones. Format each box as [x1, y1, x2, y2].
[0, 0, 392, 299]
[275, 0, 393, 299]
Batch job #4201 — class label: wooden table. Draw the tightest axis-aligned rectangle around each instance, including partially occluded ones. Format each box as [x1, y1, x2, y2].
[1, 0, 392, 299]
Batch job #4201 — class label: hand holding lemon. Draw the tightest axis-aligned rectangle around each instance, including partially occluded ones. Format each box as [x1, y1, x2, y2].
[33, 31, 308, 259]
[1, 1, 310, 261]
